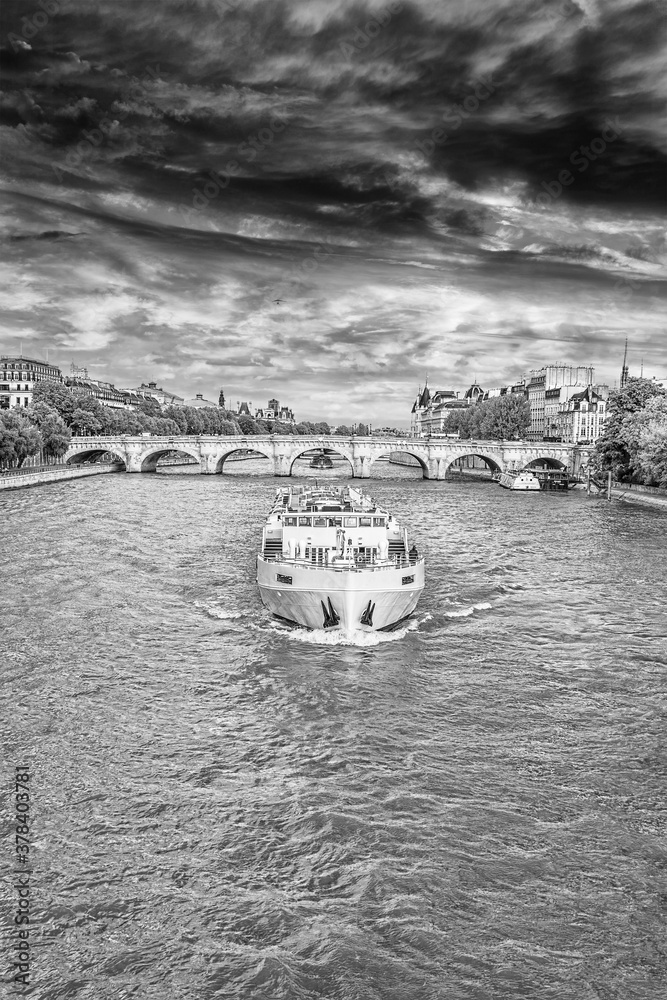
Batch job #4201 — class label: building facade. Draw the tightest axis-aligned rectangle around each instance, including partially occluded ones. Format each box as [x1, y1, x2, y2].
[65, 374, 131, 410]
[184, 393, 218, 408]
[554, 385, 609, 443]
[410, 386, 469, 436]
[255, 398, 295, 423]
[524, 365, 594, 441]
[124, 381, 184, 408]
[0, 355, 63, 409]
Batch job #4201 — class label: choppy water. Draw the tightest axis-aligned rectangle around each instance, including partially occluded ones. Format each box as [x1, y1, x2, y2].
[2, 460, 666, 999]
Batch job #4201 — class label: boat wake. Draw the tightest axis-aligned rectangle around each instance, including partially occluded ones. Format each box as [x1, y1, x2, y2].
[195, 599, 243, 620]
[444, 602, 492, 618]
[280, 613, 430, 646]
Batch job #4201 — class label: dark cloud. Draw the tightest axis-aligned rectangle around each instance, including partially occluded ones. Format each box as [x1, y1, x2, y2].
[0, 0, 665, 420]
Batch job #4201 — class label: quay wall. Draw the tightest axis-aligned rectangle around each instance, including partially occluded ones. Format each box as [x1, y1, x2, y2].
[0, 464, 123, 491]
[574, 481, 667, 509]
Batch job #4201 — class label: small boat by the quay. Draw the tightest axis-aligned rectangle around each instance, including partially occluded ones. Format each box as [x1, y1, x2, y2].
[256, 484, 424, 631]
[497, 468, 541, 491]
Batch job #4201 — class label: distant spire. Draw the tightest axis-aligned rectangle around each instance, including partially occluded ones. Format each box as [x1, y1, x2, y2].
[620, 337, 629, 388]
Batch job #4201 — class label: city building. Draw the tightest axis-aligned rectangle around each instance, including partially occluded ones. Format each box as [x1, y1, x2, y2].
[183, 393, 218, 408]
[524, 365, 594, 441]
[410, 385, 468, 436]
[65, 366, 131, 410]
[255, 397, 295, 423]
[124, 381, 184, 408]
[0, 354, 63, 409]
[464, 382, 485, 404]
[553, 385, 609, 443]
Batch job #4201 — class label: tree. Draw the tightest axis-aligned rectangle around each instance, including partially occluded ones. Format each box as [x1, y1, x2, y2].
[238, 414, 261, 435]
[0, 410, 42, 467]
[136, 396, 163, 418]
[218, 388, 226, 408]
[39, 411, 71, 460]
[596, 377, 666, 481]
[624, 396, 667, 487]
[334, 425, 353, 435]
[444, 395, 530, 440]
[479, 394, 531, 440]
[70, 407, 102, 436]
[164, 405, 188, 434]
[32, 381, 78, 424]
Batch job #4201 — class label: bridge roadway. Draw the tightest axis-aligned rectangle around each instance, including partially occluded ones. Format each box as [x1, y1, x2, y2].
[65, 435, 593, 479]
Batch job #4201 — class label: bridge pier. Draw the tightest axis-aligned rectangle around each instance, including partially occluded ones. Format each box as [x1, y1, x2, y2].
[125, 450, 143, 473]
[199, 447, 219, 474]
[273, 454, 292, 477]
[352, 456, 370, 478]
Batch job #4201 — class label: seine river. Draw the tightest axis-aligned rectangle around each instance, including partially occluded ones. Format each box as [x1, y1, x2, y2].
[3, 459, 666, 1000]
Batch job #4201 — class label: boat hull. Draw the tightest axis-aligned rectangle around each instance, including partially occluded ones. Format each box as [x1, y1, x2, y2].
[257, 557, 424, 631]
[498, 472, 541, 490]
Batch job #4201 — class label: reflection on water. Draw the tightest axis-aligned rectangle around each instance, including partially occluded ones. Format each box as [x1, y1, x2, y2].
[2, 469, 666, 999]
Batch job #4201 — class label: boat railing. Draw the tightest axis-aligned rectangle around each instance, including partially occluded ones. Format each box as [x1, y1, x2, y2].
[258, 554, 424, 572]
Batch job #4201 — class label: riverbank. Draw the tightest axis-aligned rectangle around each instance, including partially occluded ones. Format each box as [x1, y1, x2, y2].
[0, 464, 123, 491]
[575, 482, 667, 509]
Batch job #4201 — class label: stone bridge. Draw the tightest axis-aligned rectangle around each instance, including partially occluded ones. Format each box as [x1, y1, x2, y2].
[64, 435, 594, 479]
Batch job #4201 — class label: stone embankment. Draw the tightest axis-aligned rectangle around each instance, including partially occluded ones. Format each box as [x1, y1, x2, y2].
[0, 464, 123, 491]
[575, 481, 667, 509]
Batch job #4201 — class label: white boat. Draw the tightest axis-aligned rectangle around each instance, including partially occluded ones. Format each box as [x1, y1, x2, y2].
[497, 468, 541, 491]
[256, 484, 425, 631]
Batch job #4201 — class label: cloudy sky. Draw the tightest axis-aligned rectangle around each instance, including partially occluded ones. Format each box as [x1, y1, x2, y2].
[1, 0, 665, 424]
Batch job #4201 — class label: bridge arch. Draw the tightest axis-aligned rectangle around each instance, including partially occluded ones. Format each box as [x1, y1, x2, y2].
[367, 448, 430, 478]
[288, 444, 354, 476]
[214, 446, 272, 473]
[66, 447, 127, 467]
[138, 445, 202, 473]
[444, 452, 502, 477]
[523, 455, 568, 471]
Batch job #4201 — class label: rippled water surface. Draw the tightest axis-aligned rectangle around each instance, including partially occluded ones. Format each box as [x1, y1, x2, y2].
[2, 462, 667, 999]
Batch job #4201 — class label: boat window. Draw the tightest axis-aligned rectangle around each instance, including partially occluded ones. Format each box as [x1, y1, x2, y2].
[277, 573, 292, 585]
[298, 517, 312, 526]
[328, 517, 342, 527]
[373, 517, 385, 526]
[359, 517, 372, 527]
[284, 516, 297, 526]
[313, 517, 326, 527]
[343, 516, 357, 527]
[402, 575, 415, 585]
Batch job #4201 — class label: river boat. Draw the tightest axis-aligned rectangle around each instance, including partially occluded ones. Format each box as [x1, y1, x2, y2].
[256, 484, 425, 631]
[309, 452, 334, 469]
[497, 468, 541, 491]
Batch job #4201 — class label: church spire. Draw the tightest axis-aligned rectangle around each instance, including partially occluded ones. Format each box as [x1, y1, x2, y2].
[620, 337, 629, 388]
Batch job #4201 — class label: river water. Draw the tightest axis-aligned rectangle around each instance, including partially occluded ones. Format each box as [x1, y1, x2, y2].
[2, 459, 666, 999]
